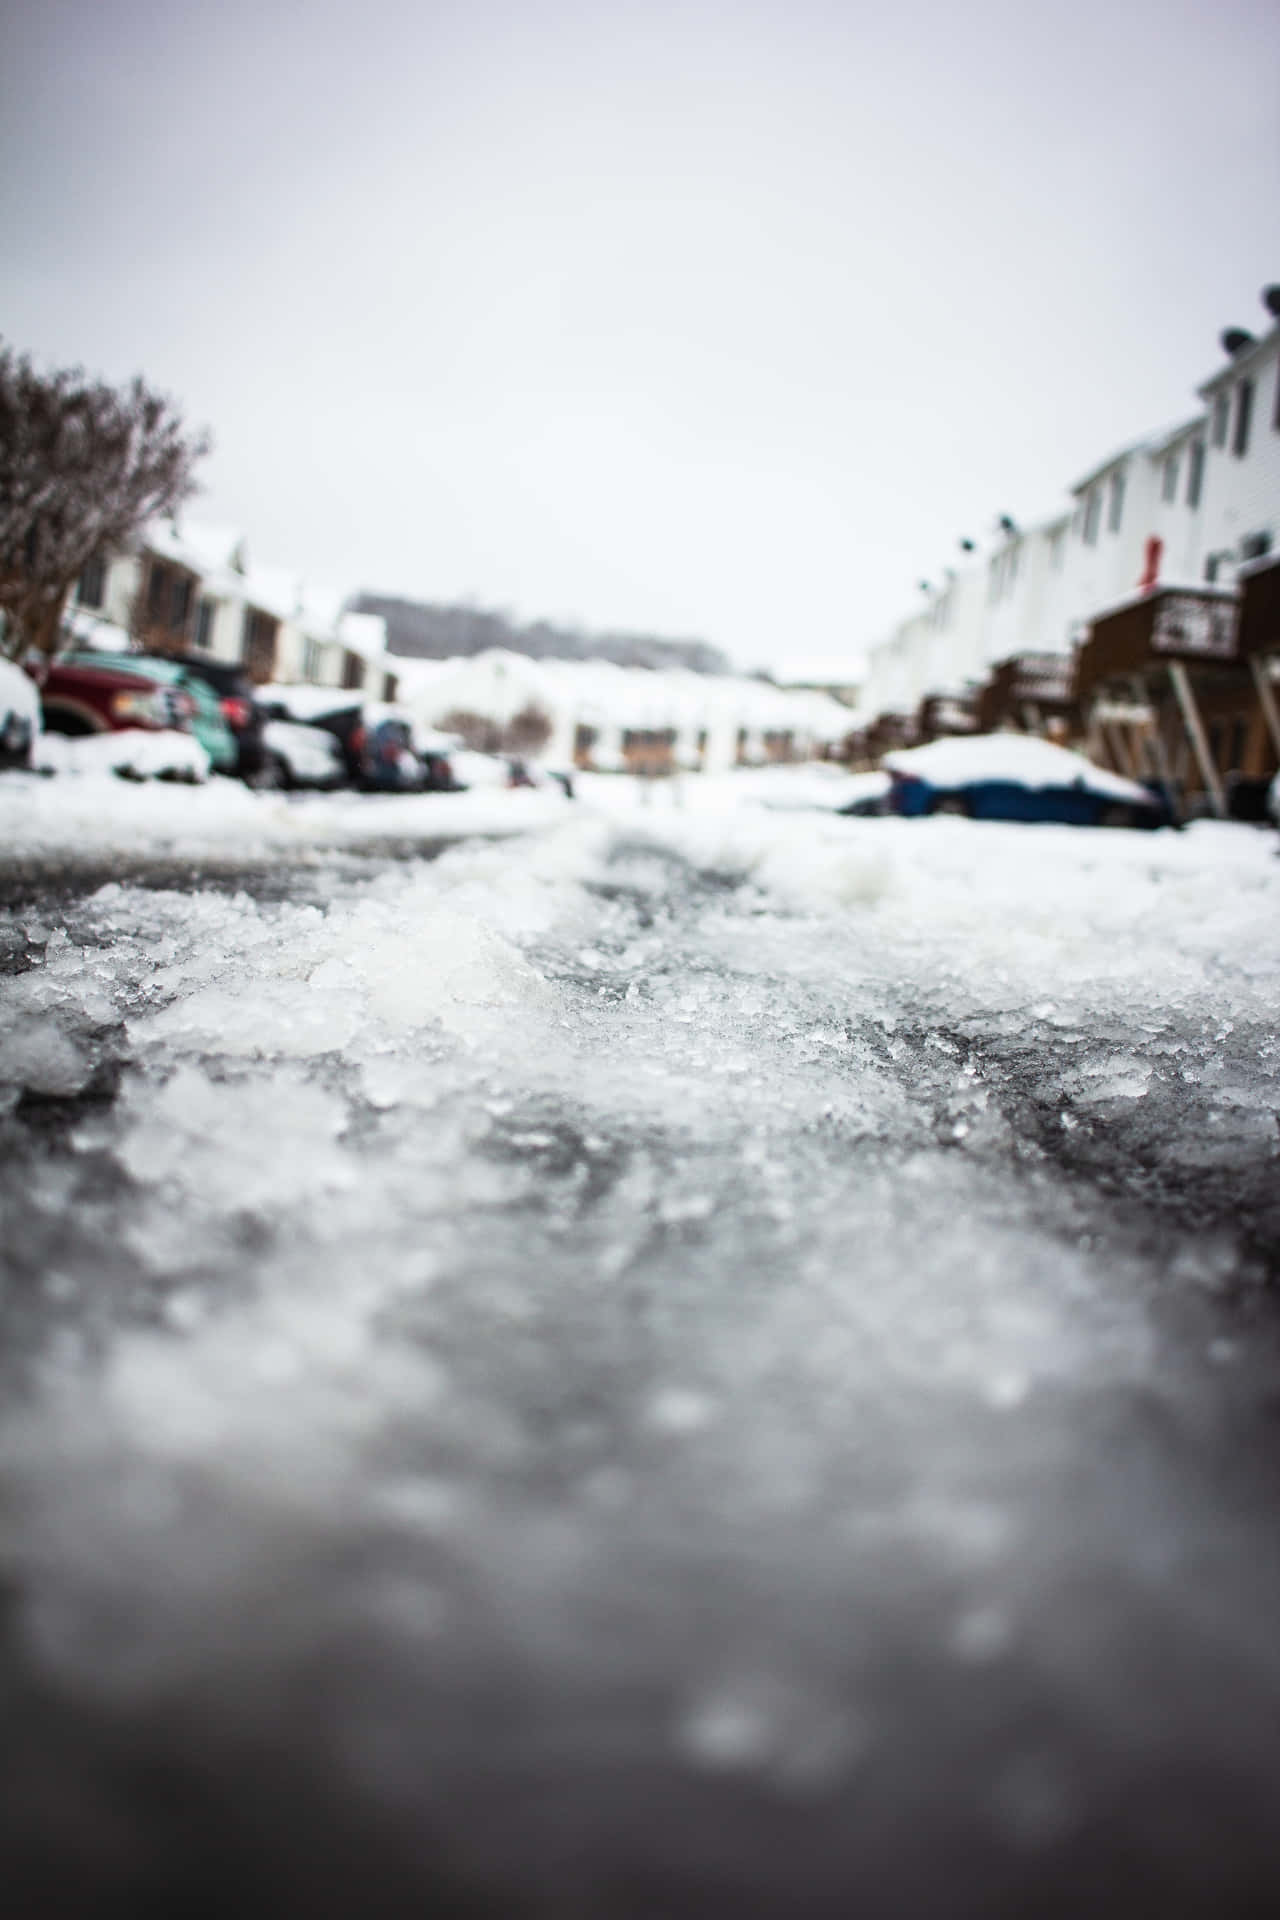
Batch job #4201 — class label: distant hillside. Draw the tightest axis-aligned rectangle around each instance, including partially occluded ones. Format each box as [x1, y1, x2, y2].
[348, 594, 730, 677]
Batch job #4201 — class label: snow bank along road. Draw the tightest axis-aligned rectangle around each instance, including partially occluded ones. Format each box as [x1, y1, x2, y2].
[2, 781, 1280, 1916]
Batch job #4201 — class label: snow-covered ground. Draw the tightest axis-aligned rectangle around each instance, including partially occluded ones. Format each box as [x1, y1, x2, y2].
[2, 767, 1279, 1911]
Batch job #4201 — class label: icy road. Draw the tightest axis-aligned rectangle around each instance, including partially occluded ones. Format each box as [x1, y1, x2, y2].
[1, 775, 1279, 1916]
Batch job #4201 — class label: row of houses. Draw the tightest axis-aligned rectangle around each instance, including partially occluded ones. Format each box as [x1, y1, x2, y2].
[857, 286, 1280, 810]
[385, 647, 853, 775]
[71, 523, 400, 702]
[70, 524, 854, 773]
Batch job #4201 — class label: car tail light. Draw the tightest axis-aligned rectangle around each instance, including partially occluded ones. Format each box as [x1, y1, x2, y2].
[221, 696, 253, 729]
[350, 725, 366, 757]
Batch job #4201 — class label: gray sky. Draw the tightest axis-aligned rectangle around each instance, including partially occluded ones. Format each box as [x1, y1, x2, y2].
[4, 0, 1277, 671]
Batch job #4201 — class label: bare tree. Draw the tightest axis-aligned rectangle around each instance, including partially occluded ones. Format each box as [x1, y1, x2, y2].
[439, 708, 504, 755]
[0, 343, 210, 658]
[504, 704, 553, 755]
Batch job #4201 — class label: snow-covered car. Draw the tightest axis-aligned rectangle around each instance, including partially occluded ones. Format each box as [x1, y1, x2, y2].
[446, 749, 573, 794]
[260, 719, 346, 789]
[0, 656, 41, 770]
[257, 690, 425, 791]
[883, 733, 1174, 829]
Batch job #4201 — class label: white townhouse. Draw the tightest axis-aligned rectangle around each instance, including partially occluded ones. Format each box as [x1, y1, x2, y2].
[1194, 302, 1280, 585]
[857, 282, 1280, 733]
[1143, 417, 1208, 586]
[978, 511, 1076, 676]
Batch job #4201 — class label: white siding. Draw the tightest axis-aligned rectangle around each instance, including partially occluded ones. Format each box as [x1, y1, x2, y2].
[1196, 335, 1280, 579]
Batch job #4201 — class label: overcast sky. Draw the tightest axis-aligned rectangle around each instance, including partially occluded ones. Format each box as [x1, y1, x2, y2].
[3, 0, 1276, 671]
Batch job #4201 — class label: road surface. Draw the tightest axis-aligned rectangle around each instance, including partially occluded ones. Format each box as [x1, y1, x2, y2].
[1, 803, 1278, 1915]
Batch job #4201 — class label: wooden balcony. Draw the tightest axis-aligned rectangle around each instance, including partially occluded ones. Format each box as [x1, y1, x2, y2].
[917, 693, 978, 742]
[1074, 586, 1278, 818]
[1075, 586, 1239, 700]
[976, 654, 1077, 735]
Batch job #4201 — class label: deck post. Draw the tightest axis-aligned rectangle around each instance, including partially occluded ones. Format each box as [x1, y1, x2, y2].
[1105, 719, 1140, 781]
[1130, 677, 1177, 797]
[1168, 663, 1227, 819]
[1248, 655, 1280, 760]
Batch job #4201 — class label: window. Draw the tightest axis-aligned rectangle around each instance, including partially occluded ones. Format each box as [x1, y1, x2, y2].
[1232, 378, 1254, 458]
[1240, 529, 1272, 562]
[194, 599, 215, 650]
[1082, 488, 1102, 545]
[146, 562, 170, 619]
[243, 608, 279, 680]
[1107, 471, 1125, 533]
[1186, 438, 1205, 508]
[1212, 392, 1229, 447]
[169, 575, 192, 632]
[342, 650, 363, 689]
[302, 635, 323, 681]
[1161, 455, 1179, 503]
[77, 554, 106, 608]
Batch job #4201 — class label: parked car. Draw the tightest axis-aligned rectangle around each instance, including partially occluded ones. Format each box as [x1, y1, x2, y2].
[0, 657, 41, 771]
[358, 713, 423, 792]
[38, 656, 197, 740]
[882, 734, 1174, 829]
[52, 652, 238, 775]
[258, 693, 365, 778]
[260, 718, 346, 789]
[156, 653, 270, 784]
[413, 727, 465, 792]
[506, 756, 575, 797]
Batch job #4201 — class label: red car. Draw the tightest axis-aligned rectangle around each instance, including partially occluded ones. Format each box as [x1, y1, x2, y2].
[36, 658, 197, 738]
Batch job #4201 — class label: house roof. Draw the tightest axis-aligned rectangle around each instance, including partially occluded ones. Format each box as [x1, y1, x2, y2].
[1197, 320, 1280, 397]
[1069, 433, 1161, 497]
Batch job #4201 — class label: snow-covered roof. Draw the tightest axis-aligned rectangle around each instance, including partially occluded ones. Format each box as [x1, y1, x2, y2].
[1068, 435, 1156, 496]
[1145, 415, 1207, 457]
[337, 611, 391, 661]
[243, 564, 305, 621]
[1197, 320, 1280, 397]
[384, 648, 852, 741]
[148, 520, 249, 578]
[771, 654, 864, 689]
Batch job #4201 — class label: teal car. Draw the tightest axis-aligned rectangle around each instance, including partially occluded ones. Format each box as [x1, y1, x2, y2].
[59, 652, 239, 775]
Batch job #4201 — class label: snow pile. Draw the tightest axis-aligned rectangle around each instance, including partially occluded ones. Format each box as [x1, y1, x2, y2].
[0, 656, 42, 738]
[0, 764, 571, 864]
[34, 728, 210, 782]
